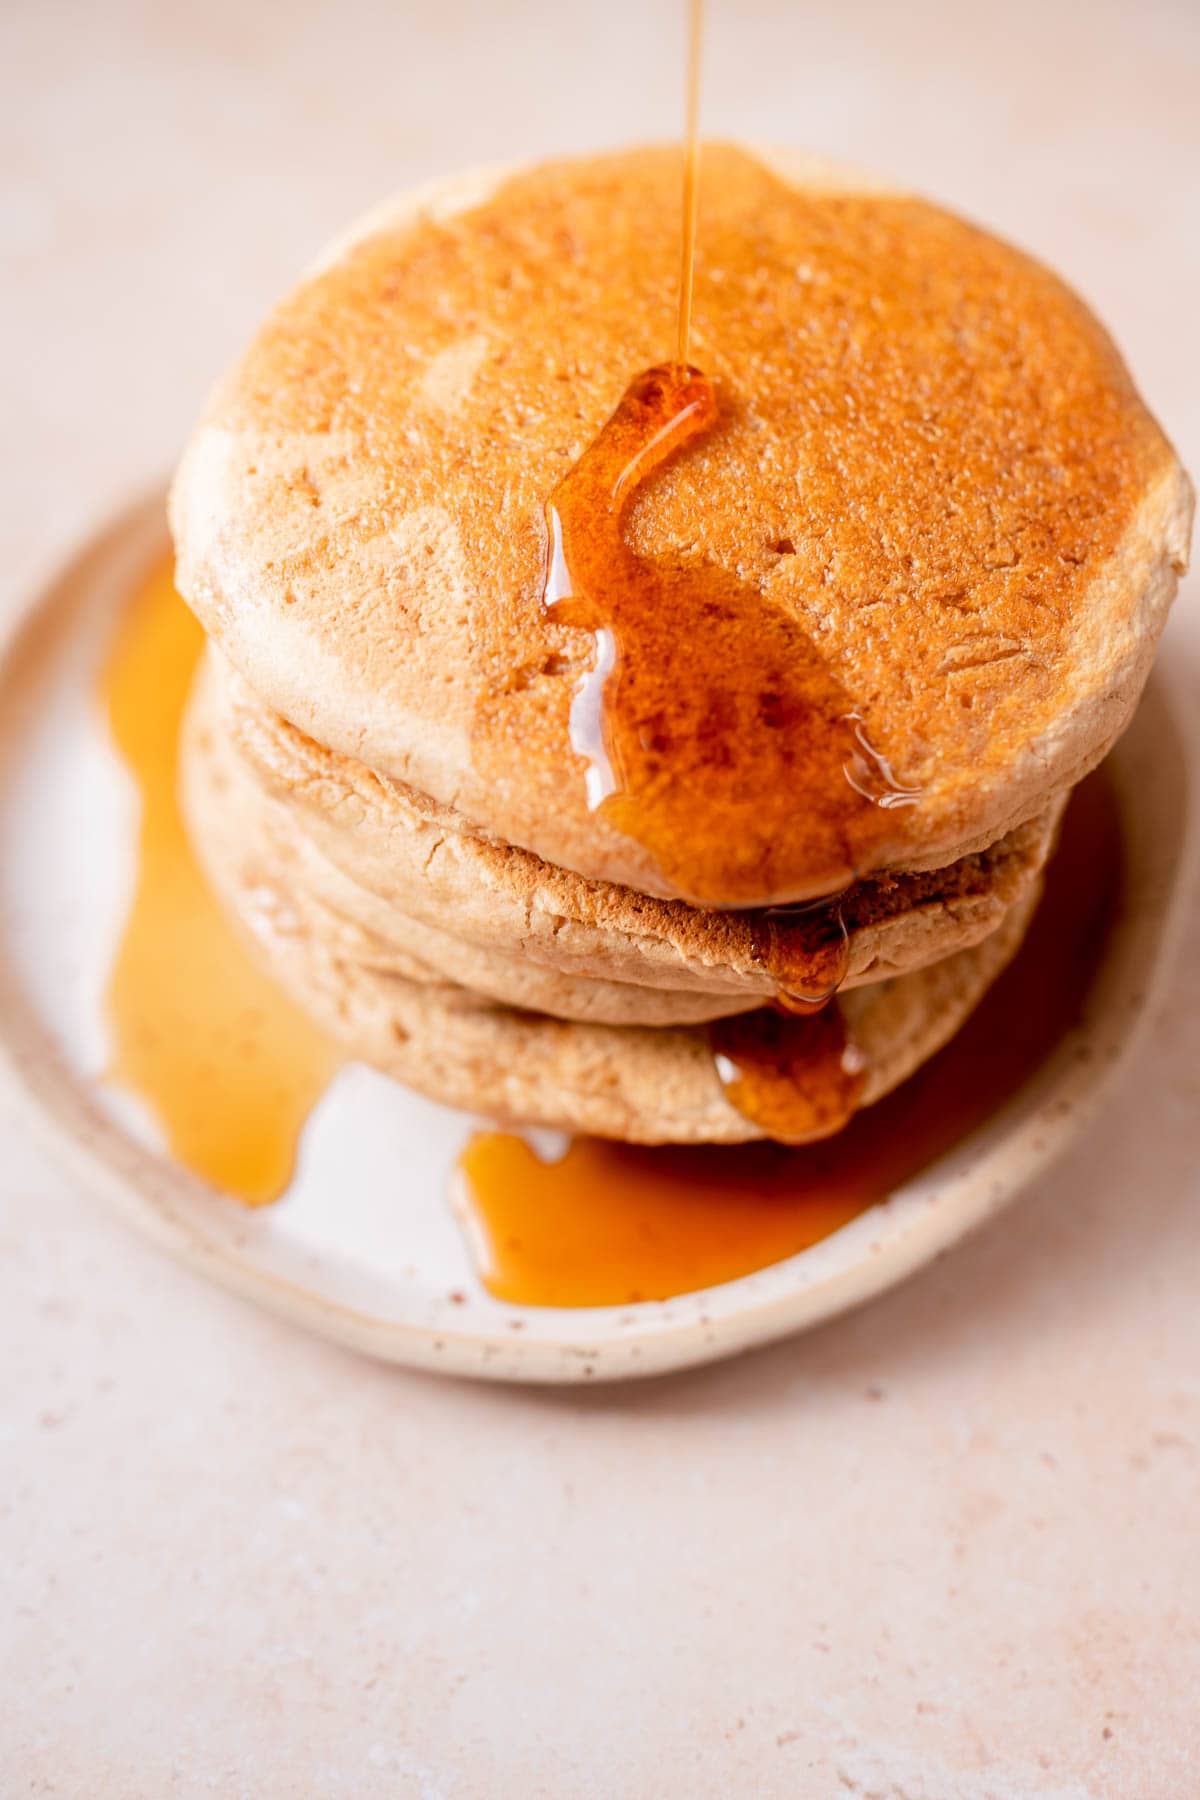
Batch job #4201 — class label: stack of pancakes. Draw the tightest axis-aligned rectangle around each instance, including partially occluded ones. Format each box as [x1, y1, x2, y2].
[170, 146, 1191, 1144]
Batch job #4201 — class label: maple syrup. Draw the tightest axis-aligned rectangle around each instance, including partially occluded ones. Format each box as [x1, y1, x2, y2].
[710, 1001, 867, 1144]
[675, 0, 703, 370]
[542, 360, 883, 1139]
[536, 1, 918, 920]
[539, 360, 916, 1132]
[543, 366, 921, 917]
[527, 0, 923, 1134]
[746, 897, 851, 1012]
[457, 767, 1123, 1307]
[101, 557, 342, 1204]
[99, 14, 1129, 1298]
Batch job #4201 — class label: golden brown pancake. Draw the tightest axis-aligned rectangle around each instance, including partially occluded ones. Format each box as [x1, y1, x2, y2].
[170, 143, 1191, 906]
[185, 644, 1063, 1025]
[167, 143, 1192, 1147]
[183, 702, 1040, 1143]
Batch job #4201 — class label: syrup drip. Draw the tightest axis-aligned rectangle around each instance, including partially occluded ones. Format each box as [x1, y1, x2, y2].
[711, 1003, 867, 1144]
[715, 894, 860, 1145]
[542, 361, 920, 913]
[747, 897, 851, 1013]
[101, 556, 342, 1204]
[457, 768, 1123, 1307]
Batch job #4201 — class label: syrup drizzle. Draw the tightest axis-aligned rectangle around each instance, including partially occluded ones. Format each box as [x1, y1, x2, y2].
[541, 357, 922, 1138]
[534, 6, 928, 1138]
[675, 0, 704, 369]
[537, 0, 920, 914]
[541, 362, 919, 913]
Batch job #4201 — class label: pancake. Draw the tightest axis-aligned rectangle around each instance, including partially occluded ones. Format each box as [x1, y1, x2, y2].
[186, 646, 1063, 1023]
[170, 142, 1192, 907]
[183, 706, 1040, 1143]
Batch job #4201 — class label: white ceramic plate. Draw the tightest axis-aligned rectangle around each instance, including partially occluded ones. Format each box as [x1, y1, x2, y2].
[0, 494, 1194, 1382]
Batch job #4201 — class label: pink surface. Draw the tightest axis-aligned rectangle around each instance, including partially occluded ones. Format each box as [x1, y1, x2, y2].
[3, 0, 1199, 1792]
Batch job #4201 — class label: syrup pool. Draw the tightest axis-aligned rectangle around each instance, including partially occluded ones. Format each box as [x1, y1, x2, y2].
[101, 556, 342, 1204]
[456, 771, 1122, 1306]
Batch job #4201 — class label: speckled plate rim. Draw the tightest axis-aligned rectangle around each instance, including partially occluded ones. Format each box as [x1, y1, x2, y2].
[0, 491, 1195, 1384]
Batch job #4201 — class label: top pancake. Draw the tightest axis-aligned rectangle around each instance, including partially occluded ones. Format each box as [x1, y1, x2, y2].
[170, 143, 1192, 904]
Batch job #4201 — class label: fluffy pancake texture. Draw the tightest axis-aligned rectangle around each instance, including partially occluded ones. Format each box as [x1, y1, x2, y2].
[168, 142, 1192, 1146]
[182, 700, 1039, 1143]
[186, 647, 1062, 1025]
[171, 143, 1191, 904]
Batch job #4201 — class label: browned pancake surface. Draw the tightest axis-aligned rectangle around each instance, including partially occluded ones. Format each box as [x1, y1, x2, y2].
[171, 145, 1190, 899]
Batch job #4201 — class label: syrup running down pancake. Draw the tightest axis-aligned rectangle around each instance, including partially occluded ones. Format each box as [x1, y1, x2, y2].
[172, 145, 1190, 906]
[163, 144, 1189, 1156]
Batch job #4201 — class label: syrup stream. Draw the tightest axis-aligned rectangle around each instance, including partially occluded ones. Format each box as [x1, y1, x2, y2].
[675, 0, 704, 369]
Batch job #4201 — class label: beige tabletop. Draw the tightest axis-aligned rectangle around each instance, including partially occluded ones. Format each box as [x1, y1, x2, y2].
[4, 1, 1200, 1793]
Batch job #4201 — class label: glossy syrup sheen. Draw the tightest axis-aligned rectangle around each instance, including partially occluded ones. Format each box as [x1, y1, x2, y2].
[543, 23, 876, 1144]
[230, 144, 1165, 926]
[710, 1000, 867, 1145]
[674, 0, 703, 369]
[101, 557, 342, 1204]
[543, 361, 921, 912]
[543, 360, 919, 1140]
[456, 767, 1123, 1307]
